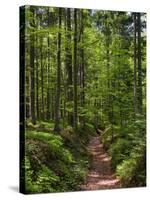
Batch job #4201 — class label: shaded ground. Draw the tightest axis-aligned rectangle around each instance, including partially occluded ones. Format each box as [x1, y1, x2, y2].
[81, 136, 121, 190]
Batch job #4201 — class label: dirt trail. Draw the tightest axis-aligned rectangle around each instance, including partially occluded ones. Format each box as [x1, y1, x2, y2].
[81, 136, 121, 190]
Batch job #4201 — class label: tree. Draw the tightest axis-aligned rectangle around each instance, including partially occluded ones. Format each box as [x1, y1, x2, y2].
[137, 13, 142, 114]
[35, 33, 39, 120]
[30, 6, 36, 124]
[22, 6, 146, 192]
[73, 8, 78, 130]
[35, 8, 39, 120]
[133, 13, 137, 117]
[40, 34, 44, 120]
[54, 8, 62, 132]
[66, 8, 73, 125]
[79, 9, 85, 107]
[46, 8, 51, 120]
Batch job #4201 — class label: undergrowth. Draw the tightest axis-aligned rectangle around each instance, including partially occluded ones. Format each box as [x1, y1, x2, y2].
[100, 114, 146, 187]
[22, 121, 93, 193]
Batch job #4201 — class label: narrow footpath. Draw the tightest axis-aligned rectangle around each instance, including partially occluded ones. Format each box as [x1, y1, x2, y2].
[81, 136, 121, 190]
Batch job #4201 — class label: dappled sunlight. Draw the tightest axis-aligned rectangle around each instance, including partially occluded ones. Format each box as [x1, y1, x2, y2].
[97, 179, 120, 186]
[81, 136, 121, 190]
[21, 5, 146, 193]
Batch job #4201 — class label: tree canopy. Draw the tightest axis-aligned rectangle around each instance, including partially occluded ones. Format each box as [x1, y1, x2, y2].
[20, 6, 146, 194]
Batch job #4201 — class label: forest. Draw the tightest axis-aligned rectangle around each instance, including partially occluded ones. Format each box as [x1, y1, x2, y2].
[20, 5, 146, 194]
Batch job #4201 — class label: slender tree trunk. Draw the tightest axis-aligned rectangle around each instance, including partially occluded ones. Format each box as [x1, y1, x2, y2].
[133, 13, 137, 117]
[51, 89, 54, 120]
[35, 35, 39, 120]
[106, 37, 111, 123]
[66, 8, 73, 125]
[117, 54, 123, 127]
[81, 9, 85, 107]
[54, 8, 62, 132]
[34, 8, 39, 120]
[40, 37, 44, 120]
[47, 8, 51, 120]
[73, 9, 78, 130]
[30, 6, 36, 124]
[137, 13, 142, 114]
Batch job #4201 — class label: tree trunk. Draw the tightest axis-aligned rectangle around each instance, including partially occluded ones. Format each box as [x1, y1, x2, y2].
[35, 34, 39, 120]
[30, 6, 36, 124]
[81, 9, 85, 107]
[133, 13, 137, 117]
[40, 37, 44, 120]
[73, 9, 78, 130]
[54, 8, 62, 132]
[47, 8, 51, 120]
[79, 9, 85, 127]
[106, 34, 111, 123]
[137, 13, 142, 114]
[65, 8, 73, 126]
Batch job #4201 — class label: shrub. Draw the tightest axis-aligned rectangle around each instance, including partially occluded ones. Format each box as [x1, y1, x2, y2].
[24, 130, 89, 193]
[109, 138, 131, 169]
[24, 156, 60, 193]
[116, 138, 146, 187]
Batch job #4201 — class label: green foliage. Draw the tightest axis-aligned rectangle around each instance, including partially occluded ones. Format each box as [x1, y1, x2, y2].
[26, 130, 74, 164]
[103, 114, 146, 186]
[22, 5, 146, 192]
[117, 158, 137, 184]
[109, 138, 131, 169]
[84, 122, 95, 133]
[38, 121, 54, 129]
[25, 156, 60, 193]
[26, 120, 54, 131]
[24, 129, 89, 193]
[116, 138, 146, 187]
[100, 126, 113, 149]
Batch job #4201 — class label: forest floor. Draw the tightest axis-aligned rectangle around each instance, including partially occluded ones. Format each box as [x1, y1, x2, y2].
[80, 136, 121, 190]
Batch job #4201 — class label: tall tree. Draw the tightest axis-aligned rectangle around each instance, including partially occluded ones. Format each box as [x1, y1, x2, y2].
[40, 36, 44, 119]
[35, 9, 39, 120]
[73, 9, 78, 130]
[35, 34, 39, 120]
[133, 13, 137, 116]
[54, 8, 62, 132]
[30, 6, 36, 124]
[66, 8, 73, 125]
[46, 8, 51, 120]
[137, 13, 142, 114]
[80, 9, 85, 107]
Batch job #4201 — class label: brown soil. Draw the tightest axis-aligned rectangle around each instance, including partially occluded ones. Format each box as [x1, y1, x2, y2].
[80, 136, 121, 190]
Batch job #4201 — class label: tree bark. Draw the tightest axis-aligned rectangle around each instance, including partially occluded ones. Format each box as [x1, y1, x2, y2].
[137, 13, 142, 114]
[35, 34, 39, 120]
[133, 13, 137, 117]
[73, 8, 78, 130]
[47, 8, 51, 120]
[30, 6, 36, 124]
[40, 37, 44, 120]
[81, 9, 85, 107]
[54, 8, 62, 132]
[66, 8, 73, 125]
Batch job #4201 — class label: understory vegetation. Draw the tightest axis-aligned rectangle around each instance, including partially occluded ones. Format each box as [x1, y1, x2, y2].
[23, 121, 95, 193]
[20, 6, 146, 193]
[101, 114, 146, 187]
